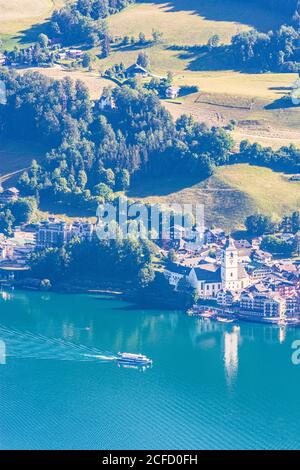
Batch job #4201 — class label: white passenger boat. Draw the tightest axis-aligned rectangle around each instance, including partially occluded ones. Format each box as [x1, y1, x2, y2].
[116, 352, 152, 366]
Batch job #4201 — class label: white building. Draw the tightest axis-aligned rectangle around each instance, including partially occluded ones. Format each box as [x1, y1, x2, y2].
[184, 225, 205, 252]
[165, 237, 250, 299]
[240, 292, 286, 318]
[164, 264, 190, 290]
[188, 263, 222, 299]
[36, 218, 94, 249]
[221, 238, 249, 292]
[165, 86, 180, 99]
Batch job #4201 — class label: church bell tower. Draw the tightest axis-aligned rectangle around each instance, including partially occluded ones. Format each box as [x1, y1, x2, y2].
[221, 238, 239, 290]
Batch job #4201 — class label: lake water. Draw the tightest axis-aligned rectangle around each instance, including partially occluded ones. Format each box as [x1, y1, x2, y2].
[1, 290, 300, 450]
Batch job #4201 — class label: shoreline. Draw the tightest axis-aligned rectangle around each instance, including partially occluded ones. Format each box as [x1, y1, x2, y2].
[188, 306, 300, 328]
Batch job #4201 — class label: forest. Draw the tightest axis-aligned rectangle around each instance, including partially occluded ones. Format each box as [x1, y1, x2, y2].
[230, 25, 300, 72]
[0, 70, 234, 209]
[49, 0, 135, 46]
[0, 70, 299, 214]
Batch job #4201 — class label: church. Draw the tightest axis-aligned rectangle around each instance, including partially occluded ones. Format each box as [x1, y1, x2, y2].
[188, 238, 250, 299]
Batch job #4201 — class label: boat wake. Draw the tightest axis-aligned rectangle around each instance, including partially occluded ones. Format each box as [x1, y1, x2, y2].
[0, 324, 116, 363]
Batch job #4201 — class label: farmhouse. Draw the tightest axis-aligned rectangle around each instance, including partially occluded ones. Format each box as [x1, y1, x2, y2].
[165, 86, 180, 99]
[98, 95, 115, 111]
[0, 53, 6, 66]
[67, 49, 84, 59]
[126, 63, 149, 78]
[0, 187, 20, 205]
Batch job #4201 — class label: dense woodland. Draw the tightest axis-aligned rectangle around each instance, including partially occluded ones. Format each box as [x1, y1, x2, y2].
[0, 70, 299, 213]
[0, 70, 234, 209]
[230, 25, 300, 72]
[49, 0, 135, 46]
[30, 236, 155, 288]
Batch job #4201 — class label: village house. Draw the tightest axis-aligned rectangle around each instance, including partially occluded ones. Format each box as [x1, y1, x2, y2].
[126, 63, 149, 78]
[252, 249, 273, 265]
[184, 225, 205, 252]
[216, 290, 235, 307]
[239, 291, 286, 318]
[0, 187, 20, 205]
[66, 49, 84, 59]
[164, 263, 190, 290]
[165, 86, 180, 99]
[204, 228, 226, 245]
[36, 218, 94, 249]
[98, 95, 115, 111]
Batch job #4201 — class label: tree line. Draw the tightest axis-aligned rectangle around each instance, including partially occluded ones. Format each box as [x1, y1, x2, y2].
[230, 25, 300, 72]
[49, 0, 135, 46]
[245, 211, 300, 256]
[238, 140, 300, 173]
[30, 235, 155, 288]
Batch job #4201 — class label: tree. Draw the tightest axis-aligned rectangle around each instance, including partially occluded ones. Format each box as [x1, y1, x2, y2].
[82, 53, 92, 68]
[94, 182, 114, 201]
[38, 33, 49, 48]
[78, 169, 88, 190]
[191, 288, 199, 306]
[0, 209, 14, 236]
[152, 29, 163, 44]
[102, 35, 111, 57]
[261, 235, 295, 256]
[168, 249, 177, 263]
[31, 248, 68, 283]
[137, 51, 150, 69]
[138, 32, 146, 45]
[208, 34, 220, 50]
[116, 169, 130, 191]
[100, 168, 115, 188]
[245, 214, 276, 236]
[138, 265, 155, 289]
[8, 198, 37, 225]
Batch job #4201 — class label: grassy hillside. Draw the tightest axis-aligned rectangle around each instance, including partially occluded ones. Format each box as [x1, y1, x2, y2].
[2, 0, 298, 148]
[104, 1, 300, 149]
[163, 71, 300, 149]
[129, 164, 300, 230]
[105, 0, 288, 73]
[0, 0, 65, 48]
[20, 66, 116, 100]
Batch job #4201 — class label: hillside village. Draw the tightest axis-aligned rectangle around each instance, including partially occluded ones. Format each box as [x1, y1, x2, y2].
[164, 224, 300, 323]
[0, 181, 299, 324]
[0, 0, 300, 323]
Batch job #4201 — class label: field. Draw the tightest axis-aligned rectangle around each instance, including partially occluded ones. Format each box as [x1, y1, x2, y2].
[129, 164, 300, 230]
[106, 1, 300, 149]
[1, 0, 299, 148]
[20, 66, 116, 100]
[106, 1, 288, 72]
[163, 71, 300, 149]
[0, 0, 65, 48]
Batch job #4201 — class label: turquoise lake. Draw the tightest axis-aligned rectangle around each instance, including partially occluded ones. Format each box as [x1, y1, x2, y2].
[0, 290, 300, 450]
